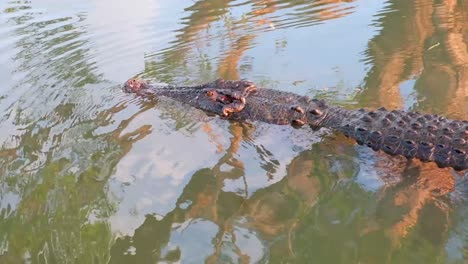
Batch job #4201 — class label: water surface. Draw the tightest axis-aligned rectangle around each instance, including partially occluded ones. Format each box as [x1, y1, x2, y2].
[0, 0, 467, 263]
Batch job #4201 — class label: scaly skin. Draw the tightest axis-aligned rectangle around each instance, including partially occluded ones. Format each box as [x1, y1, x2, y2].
[123, 78, 317, 125]
[124, 78, 468, 171]
[321, 107, 468, 171]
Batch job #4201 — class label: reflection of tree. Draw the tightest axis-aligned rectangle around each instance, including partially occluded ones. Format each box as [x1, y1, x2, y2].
[108, 122, 248, 263]
[0, 0, 103, 183]
[0, 2, 328, 261]
[144, 0, 234, 80]
[359, 0, 467, 119]
[0, 5, 168, 260]
[2, 0, 466, 263]
[108, 130, 355, 262]
[106, 124, 457, 263]
[358, 0, 434, 109]
[0, 14, 106, 231]
[272, 152, 454, 263]
[0, 96, 156, 262]
[217, 35, 256, 80]
[415, 0, 468, 118]
[144, 0, 356, 81]
[352, 0, 466, 261]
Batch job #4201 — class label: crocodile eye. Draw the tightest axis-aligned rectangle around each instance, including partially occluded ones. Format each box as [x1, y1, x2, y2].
[206, 91, 214, 96]
[309, 109, 323, 116]
[290, 106, 304, 114]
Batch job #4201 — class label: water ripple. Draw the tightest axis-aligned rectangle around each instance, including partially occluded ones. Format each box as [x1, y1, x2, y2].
[2, 0, 468, 262]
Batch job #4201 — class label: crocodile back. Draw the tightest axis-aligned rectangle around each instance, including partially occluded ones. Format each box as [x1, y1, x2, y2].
[329, 108, 468, 171]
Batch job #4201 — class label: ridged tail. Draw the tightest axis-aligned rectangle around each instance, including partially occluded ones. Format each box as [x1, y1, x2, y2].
[324, 107, 468, 171]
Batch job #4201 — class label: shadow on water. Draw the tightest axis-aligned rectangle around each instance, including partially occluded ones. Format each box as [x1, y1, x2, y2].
[0, 0, 467, 263]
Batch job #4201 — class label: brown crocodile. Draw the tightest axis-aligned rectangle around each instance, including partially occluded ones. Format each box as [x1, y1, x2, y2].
[124, 78, 468, 171]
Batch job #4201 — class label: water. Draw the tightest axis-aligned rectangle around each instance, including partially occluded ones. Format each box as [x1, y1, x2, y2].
[0, 0, 467, 263]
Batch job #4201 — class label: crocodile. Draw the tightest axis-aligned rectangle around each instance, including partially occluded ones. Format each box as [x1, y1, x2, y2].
[124, 78, 468, 171]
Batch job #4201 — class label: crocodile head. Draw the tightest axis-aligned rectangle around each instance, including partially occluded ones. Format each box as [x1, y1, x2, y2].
[123, 78, 242, 116]
[124, 78, 146, 93]
[123, 78, 169, 97]
[124, 78, 335, 127]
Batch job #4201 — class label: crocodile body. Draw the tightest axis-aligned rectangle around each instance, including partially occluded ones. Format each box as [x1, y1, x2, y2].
[124, 79, 468, 171]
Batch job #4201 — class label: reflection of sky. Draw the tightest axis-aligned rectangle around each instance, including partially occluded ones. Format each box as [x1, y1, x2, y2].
[85, 0, 387, 236]
[109, 109, 325, 235]
[3, 0, 465, 261]
[0, 1, 16, 95]
[354, 147, 385, 192]
[399, 79, 418, 110]
[84, 0, 160, 81]
[159, 217, 267, 262]
[2, 0, 388, 246]
[0, 191, 21, 216]
[109, 108, 226, 235]
[1, 0, 385, 90]
[223, 125, 327, 194]
[12, 0, 182, 83]
[162, 218, 218, 262]
[246, 0, 385, 92]
[447, 203, 468, 262]
[234, 225, 265, 263]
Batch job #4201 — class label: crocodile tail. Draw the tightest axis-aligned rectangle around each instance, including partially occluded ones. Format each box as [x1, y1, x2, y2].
[333, 107, 467, 171]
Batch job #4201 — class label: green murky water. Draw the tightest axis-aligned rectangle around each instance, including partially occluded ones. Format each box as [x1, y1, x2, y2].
[0, 0, 467, 263]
